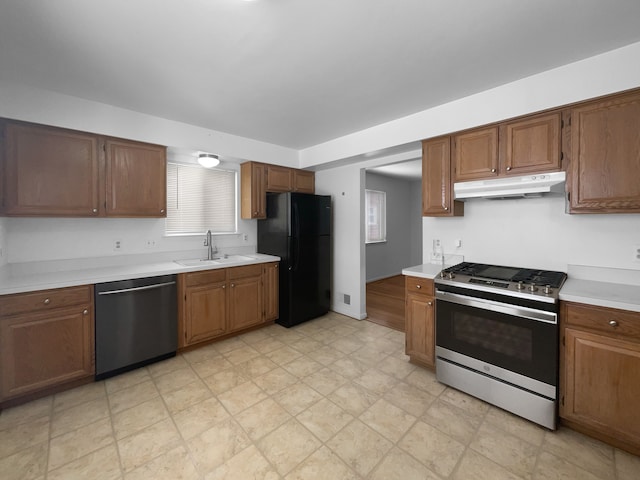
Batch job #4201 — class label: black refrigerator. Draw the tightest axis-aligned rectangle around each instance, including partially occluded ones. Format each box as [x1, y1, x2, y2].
[257, 192, 331, 328]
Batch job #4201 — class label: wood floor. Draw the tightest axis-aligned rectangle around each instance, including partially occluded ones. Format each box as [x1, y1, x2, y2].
[366, 274, 405, 332]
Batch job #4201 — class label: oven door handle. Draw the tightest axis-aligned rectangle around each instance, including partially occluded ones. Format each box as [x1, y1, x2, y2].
[436, 291, 557, 324]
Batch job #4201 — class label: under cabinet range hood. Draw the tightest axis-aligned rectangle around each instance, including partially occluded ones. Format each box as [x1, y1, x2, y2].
[454, 171, 566, 200]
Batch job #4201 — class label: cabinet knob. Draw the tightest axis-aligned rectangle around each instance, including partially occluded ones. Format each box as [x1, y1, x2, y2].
[506, 166, 512, 171]
[160, 209, 165, 213]
[443, 206, 449, 211]
[609, 320, 619, 327]
[491, 168, 497, 173]
[92, 208, 98, 213]
[274, 264, 278, 268]
[43, 298, 50, 305]
[83, 309, 88, 315]
[231, 283, 235, 287]
[416, 285, 421, 289]
[222, 285, 226, 289]
[428, 301, 433, 306]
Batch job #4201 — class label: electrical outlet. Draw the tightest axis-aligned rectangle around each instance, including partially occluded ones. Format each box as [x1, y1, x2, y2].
[113, 239, 122, 251]
[243, 233, 248, 242]
[145, 239, 156, 249]
[0, 246, 3, 258]
[634, 244, 640, 263]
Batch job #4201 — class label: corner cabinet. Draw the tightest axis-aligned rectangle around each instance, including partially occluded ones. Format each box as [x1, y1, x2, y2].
[104, 138, 167, 217]
[560, 301, 640, 455]
[0, 119, 167, 218]
[404, 276, 435, 368]
[568, 91, 640, 213]
[178, 263, 277, 349]
[422, 137, 463, 217]
[240, 161, 315, 219]
[0, 285, 95, 405]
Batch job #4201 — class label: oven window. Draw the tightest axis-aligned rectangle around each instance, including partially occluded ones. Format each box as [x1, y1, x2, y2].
[436, 299, 557, 386]
[453, 314, 532, 362]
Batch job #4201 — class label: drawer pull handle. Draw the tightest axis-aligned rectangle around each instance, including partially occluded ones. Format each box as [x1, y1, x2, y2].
[609, 320, 618, 327]
[416, 285, 421, 289]
[428, 301, 433, 306]
[43, 298, 50, 305]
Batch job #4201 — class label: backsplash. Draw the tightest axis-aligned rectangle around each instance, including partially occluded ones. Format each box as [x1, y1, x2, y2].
[423, 195, 640, 272]
[4, 217, 257, 264]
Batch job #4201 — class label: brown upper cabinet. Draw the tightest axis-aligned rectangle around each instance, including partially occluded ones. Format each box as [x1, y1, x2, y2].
[453, 126, 499, 182]
[104, 138, 166, 217]
[1, 119, 167, 217]
[241, 161, 315, 219]
[568, 90, 640, 213]
[266, 165, 293, 192]
[453, 112, 562, 182]
[2, 122, 100, 216]
[422, 137, 463, 217]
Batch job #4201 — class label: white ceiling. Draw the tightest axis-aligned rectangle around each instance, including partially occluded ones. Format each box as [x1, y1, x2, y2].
[1, 1, 640, 150]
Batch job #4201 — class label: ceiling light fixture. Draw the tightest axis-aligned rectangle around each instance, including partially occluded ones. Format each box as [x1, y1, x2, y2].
[198, 153, 220, 168]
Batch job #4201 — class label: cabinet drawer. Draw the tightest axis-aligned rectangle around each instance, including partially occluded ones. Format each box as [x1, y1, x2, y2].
[405, 276, 434, 296]
[0, 285, 92, 317]
[183, 269, 227, 288]
[563, 302, 640, 340]
[229, 264, 263, 280]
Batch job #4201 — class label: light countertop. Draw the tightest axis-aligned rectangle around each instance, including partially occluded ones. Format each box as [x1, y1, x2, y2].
[401, 261, 640, 313]
[0, 253, 280, 296]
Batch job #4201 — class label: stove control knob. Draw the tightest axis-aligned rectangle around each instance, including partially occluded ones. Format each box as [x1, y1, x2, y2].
[439, 271, 446, 278]
[529, 283, 538, 292]
[516, 281, 524, 290]
[447, 272, 455, 279]
[544, 285, 552, 294]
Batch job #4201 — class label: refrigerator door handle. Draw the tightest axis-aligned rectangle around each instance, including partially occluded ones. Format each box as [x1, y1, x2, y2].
[291, 203, 301, 272]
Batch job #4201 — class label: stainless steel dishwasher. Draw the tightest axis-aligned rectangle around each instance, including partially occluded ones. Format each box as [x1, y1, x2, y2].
[95, 274, 177, 380]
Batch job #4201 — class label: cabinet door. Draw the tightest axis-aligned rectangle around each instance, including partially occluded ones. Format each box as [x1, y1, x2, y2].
[105, 139, 167, 217]
[405, 292, 435, 368]
[562, 327, 640, 447]
[422, 137, 463, 217]
[228, 274, 263, 331]
[453, 127, 499, 181]
[501, 112, 562, 176]
[263, 262, 279, 322]
[266, 165, 293, 192]
[569, 92, 640, 213]
[0, 306, 94, 401]
[241, 162, 266, 219]
[183, 282, 227, 346]
[293, 170, 315, 193]
[3, 122, 100, 216]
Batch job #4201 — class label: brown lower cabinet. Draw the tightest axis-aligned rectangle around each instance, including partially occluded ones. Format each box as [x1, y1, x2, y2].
[560, 301, 640, 455]
[404, 276, 435, 368]
[178, 263, 278, 349]
[0, 285, 95, 405]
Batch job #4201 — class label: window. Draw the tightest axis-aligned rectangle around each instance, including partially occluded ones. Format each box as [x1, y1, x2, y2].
[365, 189, 386, 243]
[166, 163, 237, 235]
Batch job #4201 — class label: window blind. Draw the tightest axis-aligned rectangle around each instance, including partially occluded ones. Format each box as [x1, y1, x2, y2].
[365, 189, 386, 243]
[166, 163, 237, 234]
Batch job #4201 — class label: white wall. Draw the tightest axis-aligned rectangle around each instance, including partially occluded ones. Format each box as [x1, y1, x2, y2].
[365, 172, 414, 282]
[0, 218, 7, 267]
[408, 180, 423, 266]
[424, 196, 640, 272]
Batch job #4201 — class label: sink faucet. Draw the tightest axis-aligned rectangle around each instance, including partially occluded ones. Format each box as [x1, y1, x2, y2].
[204, 230, 218, 260]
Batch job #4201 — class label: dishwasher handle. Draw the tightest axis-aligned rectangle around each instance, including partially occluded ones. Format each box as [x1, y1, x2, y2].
[97, 281, 176, 296]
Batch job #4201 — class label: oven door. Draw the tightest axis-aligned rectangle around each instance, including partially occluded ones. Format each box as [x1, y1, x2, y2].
[435, 290, 558, 388]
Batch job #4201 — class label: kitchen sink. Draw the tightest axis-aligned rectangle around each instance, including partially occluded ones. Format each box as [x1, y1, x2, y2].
[174, 255, 255, 267]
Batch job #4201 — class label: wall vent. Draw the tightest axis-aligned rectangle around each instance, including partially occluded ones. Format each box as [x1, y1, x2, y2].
[343, 294, 351, 305]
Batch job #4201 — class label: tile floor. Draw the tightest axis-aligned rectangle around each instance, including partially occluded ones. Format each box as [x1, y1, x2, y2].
[1, 312, 639, 480]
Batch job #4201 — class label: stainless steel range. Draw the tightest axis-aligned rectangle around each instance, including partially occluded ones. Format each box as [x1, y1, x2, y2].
[434, 262, 567, 429]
